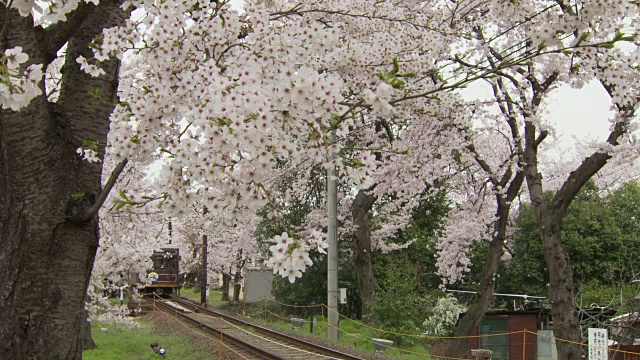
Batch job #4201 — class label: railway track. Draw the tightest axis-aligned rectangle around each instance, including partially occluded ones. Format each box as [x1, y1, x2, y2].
[150, 296, 364, 360]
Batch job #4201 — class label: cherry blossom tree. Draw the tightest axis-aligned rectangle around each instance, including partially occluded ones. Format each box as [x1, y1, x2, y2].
[95, 160, 173, 278]
[199, 214, 261, 302]
[437, 2, 640, 357]
[436, 94, 527, 358]
[2, 0, 638, 358]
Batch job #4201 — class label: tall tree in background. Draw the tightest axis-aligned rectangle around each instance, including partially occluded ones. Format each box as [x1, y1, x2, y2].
[442, 97, 526, 357]
[502, 181, 640, 303]
[443, 4, 640, 357]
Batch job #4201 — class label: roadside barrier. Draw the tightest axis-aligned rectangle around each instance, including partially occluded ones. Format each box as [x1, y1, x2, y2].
[262, 297, 640, 359]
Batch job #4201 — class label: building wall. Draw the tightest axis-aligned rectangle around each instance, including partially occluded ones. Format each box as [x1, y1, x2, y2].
[507, 315, 537, 360]
[611, 345, 640, 360]
[466, 314, 538, 360]
[244, 269, 273, 303]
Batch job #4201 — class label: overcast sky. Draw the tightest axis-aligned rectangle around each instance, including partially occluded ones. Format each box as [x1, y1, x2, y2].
[544, 82, 614, 145]
[461, 79, 617, 157]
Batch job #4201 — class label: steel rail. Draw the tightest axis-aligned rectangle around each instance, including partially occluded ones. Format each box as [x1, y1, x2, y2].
[170, 296, 364, 360]
[153, 299, 281, 359]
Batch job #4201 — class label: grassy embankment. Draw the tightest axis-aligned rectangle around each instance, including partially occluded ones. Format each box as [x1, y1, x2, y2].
[185, 287, 436, 359]
[86, 288, 438, 359]
[244, 307, 436, 360]
[83, 317, 218, 360]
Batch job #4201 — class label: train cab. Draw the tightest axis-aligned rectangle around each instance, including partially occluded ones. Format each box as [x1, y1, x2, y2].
[145, 248, 180, 295]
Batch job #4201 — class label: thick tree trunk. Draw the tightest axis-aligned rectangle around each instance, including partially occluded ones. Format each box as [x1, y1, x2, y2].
[221, 272, 231, 302]
[525, 147, 583, 359]
[522, 117, 618, 359]
[351, 190, 377, 320]
[446, 229, 505, 358]
[80, 309, 97, 350]
[446, 183, 522, 358]
[232, 252, 244, 303]
[233, 279, 242, 303]
[0, 3, 124, 359]
[200, 234, 208, 306]
[539, 210, 581, 359]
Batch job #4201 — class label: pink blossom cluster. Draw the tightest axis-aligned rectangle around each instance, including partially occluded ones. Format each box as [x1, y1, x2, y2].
[0, 47, 42, 111]
[7, 0, 640, 285]
[11, 0, 100, 23]
[265, 231, 327, 283]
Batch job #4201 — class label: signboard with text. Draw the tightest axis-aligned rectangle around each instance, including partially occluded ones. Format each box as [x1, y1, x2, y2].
[588, 328, 608, 360]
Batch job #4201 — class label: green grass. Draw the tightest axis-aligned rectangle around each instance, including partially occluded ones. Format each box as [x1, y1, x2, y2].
[88, 290, 438, 359]
[83, 317, 218, 360]
[178, 287, 225, 306]
[241, 303, 436, 359]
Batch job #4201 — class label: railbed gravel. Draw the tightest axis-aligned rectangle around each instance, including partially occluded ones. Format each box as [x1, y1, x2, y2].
[146, 306, 394, 359]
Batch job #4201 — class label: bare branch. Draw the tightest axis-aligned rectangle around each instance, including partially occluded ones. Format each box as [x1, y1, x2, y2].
[36, 2, 92, 61]
[72, 158, 128, 222]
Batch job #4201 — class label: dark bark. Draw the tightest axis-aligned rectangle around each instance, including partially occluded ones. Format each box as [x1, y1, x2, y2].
[351, 190, 377, 320]
[446, 171, 525, 358]
[80, 309, 97, 350]
[447, 71, 526, 358]
[221, 272, 231, 302]
[233, 279, 242, 303]
[446, 197, 518, 357]
[0, 2, 125, 359]
[523, 97, 633, 359]
[232, 253, 245, 303]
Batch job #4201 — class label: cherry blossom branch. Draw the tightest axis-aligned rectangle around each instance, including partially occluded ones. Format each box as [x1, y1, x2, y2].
[215, 42, 250, 68]
[37, 2, 91, 61]
[270, 7, 438, 32]
[486, 4, 558, 44]
[0, 0, 14, 41]
[467, 143, 499, 186]
[73, 158, 128, 222]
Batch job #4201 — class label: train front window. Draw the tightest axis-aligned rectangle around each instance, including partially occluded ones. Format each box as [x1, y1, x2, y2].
[153, 256, 176, 270]
[153, 257, 166, 269]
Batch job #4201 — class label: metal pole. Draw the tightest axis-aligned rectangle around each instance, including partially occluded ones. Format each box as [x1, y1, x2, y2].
[327, 128, 339, 341]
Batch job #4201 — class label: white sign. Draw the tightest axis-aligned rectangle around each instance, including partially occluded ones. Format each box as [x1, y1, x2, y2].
[588, 328, 608, 360]
[339, 288, 347, 304]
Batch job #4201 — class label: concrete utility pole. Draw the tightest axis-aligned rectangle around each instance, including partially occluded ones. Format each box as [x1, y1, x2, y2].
[327, 127, 339, 341]
[201, 207, 208, 307]
[201, 233, 208, 306]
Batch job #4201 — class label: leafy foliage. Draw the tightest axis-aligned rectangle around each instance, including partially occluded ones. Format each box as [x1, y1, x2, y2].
[423, 295, 466, 336]
[367, 187, 450, 345]
[500, 181, 640, 306]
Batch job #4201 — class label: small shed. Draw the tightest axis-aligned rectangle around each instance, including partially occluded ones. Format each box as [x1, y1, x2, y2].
[243, 266, 273, 302]
[610, 312, 640, 345]
[464, 307, 616, 360]
[466, 310, 548, 360]
[611, 345, 640, 360]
